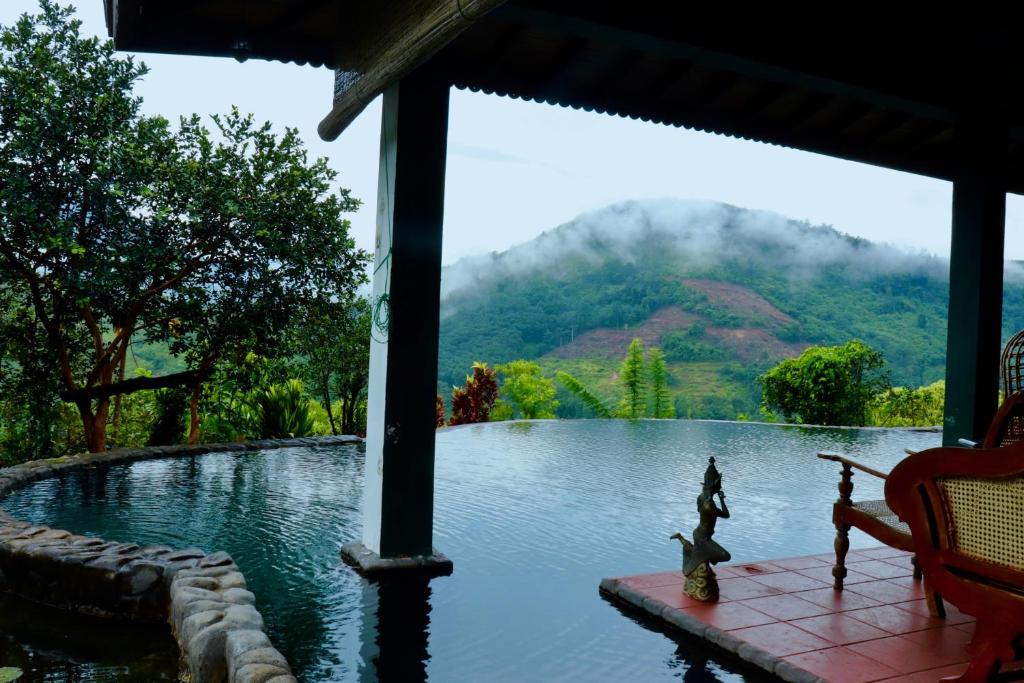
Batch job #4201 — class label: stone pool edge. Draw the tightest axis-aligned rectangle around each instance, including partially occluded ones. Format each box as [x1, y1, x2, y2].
[599, 577, 825, 683]
[0, 434, 361, 683]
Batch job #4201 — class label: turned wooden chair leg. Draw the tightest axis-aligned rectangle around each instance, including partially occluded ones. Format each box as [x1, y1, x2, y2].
[923, 577, 946, 618]
[833, 521, 850, 590]
[832, 465, 854, 591]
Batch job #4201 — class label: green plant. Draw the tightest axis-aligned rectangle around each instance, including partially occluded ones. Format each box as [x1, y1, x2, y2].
[759, 340, 890, 426]
[256, 379, 314, 439]
[494, 360, 559, 419]
[555, 370, 613, 418]
[619, 338, 647, 418]
[146, 386, 189, 446]
[648, 348, 675, 418]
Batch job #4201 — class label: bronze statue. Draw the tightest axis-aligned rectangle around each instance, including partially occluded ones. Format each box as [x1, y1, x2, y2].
[670, 456, 731, 601]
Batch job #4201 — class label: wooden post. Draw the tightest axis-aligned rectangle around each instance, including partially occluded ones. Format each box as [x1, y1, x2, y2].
[943, 116, 1007, 447]
[342, 68, 453, 575]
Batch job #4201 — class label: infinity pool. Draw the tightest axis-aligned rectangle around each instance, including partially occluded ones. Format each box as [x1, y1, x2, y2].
[2, 420, 941, 681]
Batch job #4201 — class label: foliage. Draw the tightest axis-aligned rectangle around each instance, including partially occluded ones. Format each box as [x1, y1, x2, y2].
[147, 386, 189, 446]
[494, 360, 559, 419]
[436, 394, 446, 427]
[868, 380, 944, 427]
[619, 338, 647, 418]
[296, 297, 371, 435]
[555, 370, 613, 418]
[0, 4, 368, 451]
[256, 379, 315, 439]
[759, 340, 890, 426]
[661, 331, 724, 362]
[449, 363, 499, 425]
[648, 348, 675, 418]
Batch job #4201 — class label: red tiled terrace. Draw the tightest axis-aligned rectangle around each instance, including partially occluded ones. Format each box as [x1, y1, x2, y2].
[600, 548, 992, 682]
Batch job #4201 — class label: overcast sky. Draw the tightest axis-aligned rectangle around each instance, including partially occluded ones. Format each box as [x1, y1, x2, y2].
[6, 1, 1024, 264]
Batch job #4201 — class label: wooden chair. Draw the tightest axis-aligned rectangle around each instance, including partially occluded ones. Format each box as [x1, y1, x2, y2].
[886, 444, 1024, 682]
[817, 391, 1024, 616]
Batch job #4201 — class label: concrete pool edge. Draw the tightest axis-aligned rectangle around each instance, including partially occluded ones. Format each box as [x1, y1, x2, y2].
[0, 434, 362, 683]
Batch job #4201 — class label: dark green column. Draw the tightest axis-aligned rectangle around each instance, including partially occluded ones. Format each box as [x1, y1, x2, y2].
[942, 117, 1007, 446]
[359, 69, 450, 562]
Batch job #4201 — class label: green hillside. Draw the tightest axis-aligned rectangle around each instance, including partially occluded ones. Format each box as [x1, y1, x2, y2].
[438, 199, 1024, 418]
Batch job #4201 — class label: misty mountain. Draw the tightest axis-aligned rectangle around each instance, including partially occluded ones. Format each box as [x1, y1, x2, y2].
[438, 199, 1024, 419]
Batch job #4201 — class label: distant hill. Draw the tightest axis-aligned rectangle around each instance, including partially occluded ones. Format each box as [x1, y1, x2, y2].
[438, 199, 1024, 419]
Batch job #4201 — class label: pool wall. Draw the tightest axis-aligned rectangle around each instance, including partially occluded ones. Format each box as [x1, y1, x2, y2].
[0, 435, 360, 683]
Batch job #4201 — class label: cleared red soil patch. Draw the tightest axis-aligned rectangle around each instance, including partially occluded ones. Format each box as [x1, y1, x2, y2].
[546, 306, 700, 359]
[705, 327, 808, 363]
[682, 279, 797, 328]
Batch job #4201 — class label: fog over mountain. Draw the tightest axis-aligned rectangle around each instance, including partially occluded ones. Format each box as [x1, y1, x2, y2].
[441, 199, 1021, 300]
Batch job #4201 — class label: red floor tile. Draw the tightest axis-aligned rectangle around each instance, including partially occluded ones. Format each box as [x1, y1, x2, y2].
[857, 547, 912, 561]
[875, 662, 968, 682]
[729, 621, 833, 657]
[783, 646, 901, 683]
[847, 560, 913, 580]
[795, 587, 884, 612]
[716, 577, 784, 601]
[677, 601, 778, 631]
[790, 613, 891, 645]
[726, 561, 788, 576]
[772, 555, 831, 571]
[894, 599, 975, 625]
[844, 604, 945, 635]
[620, 571, 684, 589]
[639, 583, 704, 609]
[739, 593, 834, 621]
[848, 631, 969, 674]
[750, 570, 831, 593]
[795, 564, 874, 586]
[847, 580, 919, 604]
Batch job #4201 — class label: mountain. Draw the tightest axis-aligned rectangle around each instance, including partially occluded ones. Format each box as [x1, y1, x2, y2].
[438, 199, 1024, 419]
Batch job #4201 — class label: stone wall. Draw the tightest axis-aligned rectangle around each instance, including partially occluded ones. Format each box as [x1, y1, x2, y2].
[0, 435, 361, 682]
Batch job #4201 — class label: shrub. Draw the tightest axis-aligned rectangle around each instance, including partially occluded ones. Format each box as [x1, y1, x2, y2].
[256, 379, 315, 438]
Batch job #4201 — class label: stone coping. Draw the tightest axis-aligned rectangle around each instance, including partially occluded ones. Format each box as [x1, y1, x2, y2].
[0, 435, 362, 683]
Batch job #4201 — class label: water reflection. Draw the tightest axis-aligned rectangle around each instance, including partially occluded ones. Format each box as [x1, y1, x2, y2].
[4, 424, 941, 681]
[359, 577, 433, 683]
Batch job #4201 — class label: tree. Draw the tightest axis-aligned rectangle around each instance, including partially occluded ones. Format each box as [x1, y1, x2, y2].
[494, 360, 559, 419]
[619, 337, 647, 418]
[648, 348, 675, 418]
[869, 380, 944, 427]
[297, 297, 371, 435]
[759, 340, 890, 426]
[449, 362, 499, 425]
[0, 5, 369, 451]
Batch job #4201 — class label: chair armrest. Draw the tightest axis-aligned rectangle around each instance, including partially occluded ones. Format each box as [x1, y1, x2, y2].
[957, 438, 981, 448]
[817, 451, 889, 479]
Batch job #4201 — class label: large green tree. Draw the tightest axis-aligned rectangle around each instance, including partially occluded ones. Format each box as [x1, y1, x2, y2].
[495, 360, 559, 419]
[0, 4, 368, 451]
[759, 340, 890, 426]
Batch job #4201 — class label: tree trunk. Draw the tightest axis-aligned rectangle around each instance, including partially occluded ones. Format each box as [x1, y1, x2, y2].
[78, 398, 109, 453]
[111, 348, 127, 445]
[322, 380, 337, 435]
[342, 387, 359, 435]
[187, 383, 202, 445]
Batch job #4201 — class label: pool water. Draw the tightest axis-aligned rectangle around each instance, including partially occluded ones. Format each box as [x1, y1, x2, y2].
[2, 420, 941, 681]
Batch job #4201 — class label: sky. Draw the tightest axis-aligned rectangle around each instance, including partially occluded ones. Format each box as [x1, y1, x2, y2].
[5, 1, 1024, 265]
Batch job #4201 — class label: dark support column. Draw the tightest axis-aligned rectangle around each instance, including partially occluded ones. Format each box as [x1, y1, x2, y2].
[943, 117, 1007, 446]
[342, 69, 452, 575]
